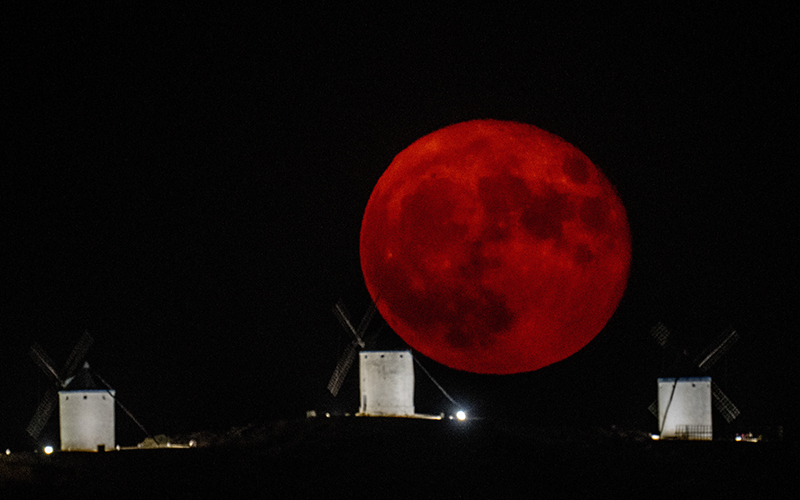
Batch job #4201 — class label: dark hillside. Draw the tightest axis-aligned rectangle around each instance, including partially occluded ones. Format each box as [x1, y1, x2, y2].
[2, 418, 795, 498]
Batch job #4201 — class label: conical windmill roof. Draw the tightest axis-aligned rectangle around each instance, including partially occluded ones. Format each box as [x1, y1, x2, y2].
[63, 362, 101, 391]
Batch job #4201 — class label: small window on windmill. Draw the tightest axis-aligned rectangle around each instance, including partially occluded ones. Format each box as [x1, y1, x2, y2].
[83, 395, 88, 400]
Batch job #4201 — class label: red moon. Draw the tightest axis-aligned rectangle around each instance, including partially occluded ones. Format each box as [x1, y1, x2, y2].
[360, 120, 631, 374]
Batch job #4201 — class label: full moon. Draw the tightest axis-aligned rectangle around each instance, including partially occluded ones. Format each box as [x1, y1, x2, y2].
[360, 120, 631, 374]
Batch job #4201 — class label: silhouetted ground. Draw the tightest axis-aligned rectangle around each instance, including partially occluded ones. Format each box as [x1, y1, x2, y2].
[2, 418, 795, 498]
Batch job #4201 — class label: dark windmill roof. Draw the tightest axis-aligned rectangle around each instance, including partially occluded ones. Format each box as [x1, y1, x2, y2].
[64, 362, 101, 390]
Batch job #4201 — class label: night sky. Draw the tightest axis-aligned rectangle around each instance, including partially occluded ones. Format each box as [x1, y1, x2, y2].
[4, 5, 796, 448]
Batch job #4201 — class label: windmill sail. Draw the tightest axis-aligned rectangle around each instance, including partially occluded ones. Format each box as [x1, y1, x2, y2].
[696, 328, 739, 372]
[327, 343, 359, 397]
[649, 322, 671, 347]
[711, 380, 741, 423]
[30, 343, 62, 385]
[62, 331, 93, 377]
[327, 299, 380, 397]
[26, 332, 94, 440]
[332, 302, 365, 347]
[26, 387, 59, 439]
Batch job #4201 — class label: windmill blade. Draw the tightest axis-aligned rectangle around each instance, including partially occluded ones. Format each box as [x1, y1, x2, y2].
[696, 329, 739, 372]
[354, 299, 379, 341]
[333, 300, 353, 327]
[26, 387, 58, 439]
[62, 331, 93, 377]
[332, 301, 364, 345]
[711, 381, 740, 423]
[327, 342, 359, 397]
[649, 322, 671, 348]
[30, 343, 63, 385]
[647, 399, 659, 418]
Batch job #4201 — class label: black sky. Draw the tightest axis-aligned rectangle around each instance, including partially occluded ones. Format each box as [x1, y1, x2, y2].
[3, 5, 797, 447]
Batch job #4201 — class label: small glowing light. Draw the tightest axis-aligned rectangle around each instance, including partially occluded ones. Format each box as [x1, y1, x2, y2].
[5, 449, 10, 455]
[44, 446, 54, 454]
[456, 410, 467, 421]
[650, 434, 660, 441]
[735, 432, 759, 443]
[325, 412, 331, 418]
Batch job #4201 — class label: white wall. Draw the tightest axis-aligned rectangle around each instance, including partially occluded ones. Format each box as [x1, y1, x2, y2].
[658, 377, 712, 440]
[59, 390, 115, 451]
[359, 351, 414, 416]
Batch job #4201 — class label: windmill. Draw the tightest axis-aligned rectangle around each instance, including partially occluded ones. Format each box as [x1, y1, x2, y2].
[27, 331, 116, 451]
[326, 298, 420, 416]
[326, 298, 381, 397]
[648, 322, 741, 439]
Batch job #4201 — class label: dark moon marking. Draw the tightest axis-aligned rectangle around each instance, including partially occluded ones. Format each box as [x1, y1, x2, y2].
[579, 196, 611, 235]
[521, 187, 573, 240]
[478, 173, 532, 241]
[563, 154, 591, 184]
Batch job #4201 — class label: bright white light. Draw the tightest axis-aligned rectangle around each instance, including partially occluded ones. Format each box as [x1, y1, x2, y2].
[5, 449, 10, 455]
[456, 410, 467, 421]
[44, 446, 54, 454]
[650, 434, 660, 441]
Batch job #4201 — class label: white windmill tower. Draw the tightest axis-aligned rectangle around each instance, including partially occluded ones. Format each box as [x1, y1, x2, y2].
[648, 323, 742, 440]
[327, 299, 416, 417]
[27, 332, 116, 452]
